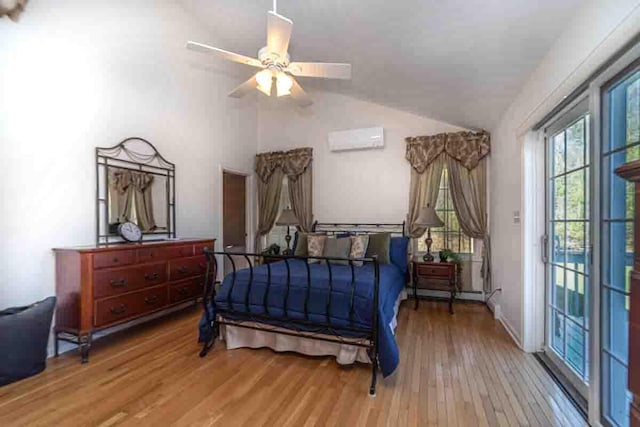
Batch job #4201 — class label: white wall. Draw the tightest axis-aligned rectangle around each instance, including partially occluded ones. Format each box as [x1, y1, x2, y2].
[257, 92, 485, 292]
[0, 0, 258, 309]
[490, 0, 640, 346]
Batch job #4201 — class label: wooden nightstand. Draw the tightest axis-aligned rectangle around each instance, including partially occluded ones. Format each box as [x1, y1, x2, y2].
[411, 260, 458, 314]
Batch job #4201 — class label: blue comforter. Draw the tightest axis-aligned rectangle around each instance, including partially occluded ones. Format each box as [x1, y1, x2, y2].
[199, 259, 405, 377]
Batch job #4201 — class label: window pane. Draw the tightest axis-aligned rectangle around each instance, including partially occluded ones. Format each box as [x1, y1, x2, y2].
[627, 75, 639, 144]
[602, 352, 630, 427]
[552, 265, 565, 311]
[566, 119, 585, 170]
[602, 289, 630, 364]
[550, 308, 565, 357]
[565, 319, 585, 376]
[566, 272, 585, 325]
[606, 221, 634, 292]
[566, 169, 585, 219]
[553, 222, 566, 266]
[553, 177, 566, 219]
[553, 131, 566, 176]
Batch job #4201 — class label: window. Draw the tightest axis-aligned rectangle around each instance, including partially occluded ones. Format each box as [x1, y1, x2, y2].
[418, 166, 473, 254]
[265, 176, 291, 251]
[601, 67, 639, 427]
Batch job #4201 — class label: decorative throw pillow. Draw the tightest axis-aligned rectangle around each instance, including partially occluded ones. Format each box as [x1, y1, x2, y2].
[349, 235, 370, 266]
[323, 236, 352, 265]
[294, 232, 308, 257]
[306, 234, 327, 263]
[365, 232, 391, 264]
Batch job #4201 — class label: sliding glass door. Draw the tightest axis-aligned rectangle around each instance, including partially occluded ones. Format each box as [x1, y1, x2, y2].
[545, 100, 591, 392]
[601, 65, 639, 427]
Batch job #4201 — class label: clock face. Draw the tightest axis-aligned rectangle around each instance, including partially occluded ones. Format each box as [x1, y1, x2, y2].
[118, 222, 142, 242]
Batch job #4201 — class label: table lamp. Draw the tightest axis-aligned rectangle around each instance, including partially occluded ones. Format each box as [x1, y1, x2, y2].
[415, 204, 444, 262]
[276, 208, 298, 255]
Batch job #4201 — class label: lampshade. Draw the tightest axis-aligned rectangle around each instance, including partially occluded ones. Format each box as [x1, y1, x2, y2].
[276, 72, 293, 97]
[256, 69, 273, 96]
[415, 205, 444, 228]
[276, 208, 298, 226]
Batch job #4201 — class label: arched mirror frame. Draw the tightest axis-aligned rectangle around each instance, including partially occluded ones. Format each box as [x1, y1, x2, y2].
[96, 137, 176, 245]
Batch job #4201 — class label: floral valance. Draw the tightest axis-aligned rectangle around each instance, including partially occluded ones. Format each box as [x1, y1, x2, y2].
[405, 130, 490, 172]
[255, 147, 313, 183]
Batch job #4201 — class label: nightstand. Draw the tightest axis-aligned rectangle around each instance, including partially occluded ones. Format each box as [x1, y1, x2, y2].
[411, 260, 458, 314]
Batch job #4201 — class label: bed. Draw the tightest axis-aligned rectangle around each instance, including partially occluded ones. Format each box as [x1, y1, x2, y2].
[198, 223, 408, 395]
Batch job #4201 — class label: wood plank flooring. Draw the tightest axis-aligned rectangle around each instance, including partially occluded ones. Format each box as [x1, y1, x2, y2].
[0, 301, 587, 426]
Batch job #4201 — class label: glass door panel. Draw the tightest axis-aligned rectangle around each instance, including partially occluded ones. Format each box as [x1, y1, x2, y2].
[601, 68, 639, 427]
[546, 106, 591, 388]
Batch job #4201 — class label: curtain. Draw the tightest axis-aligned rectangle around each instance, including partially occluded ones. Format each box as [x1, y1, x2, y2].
[288, 163, 313, 232]
[255, 147, 313, 247]
[130, 172, 156, 232]
[407, 154, 445, 237]
[446, 156, 492, 292]
[255, 168, 285, 252]
[108, 169, 134, 224]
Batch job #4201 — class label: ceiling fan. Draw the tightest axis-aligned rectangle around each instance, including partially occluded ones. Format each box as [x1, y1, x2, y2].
[186, 0, 351, 107]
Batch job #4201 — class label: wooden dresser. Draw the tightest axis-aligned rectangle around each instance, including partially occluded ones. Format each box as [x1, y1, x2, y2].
[616, 161, 640, 426]
[53, 238, 215, 362]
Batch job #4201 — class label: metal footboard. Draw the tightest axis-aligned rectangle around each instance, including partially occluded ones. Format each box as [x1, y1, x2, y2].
[200, 249, 381, 395]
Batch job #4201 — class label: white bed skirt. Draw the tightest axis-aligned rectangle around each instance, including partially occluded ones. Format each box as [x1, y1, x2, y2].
[220, 289, 407, 366]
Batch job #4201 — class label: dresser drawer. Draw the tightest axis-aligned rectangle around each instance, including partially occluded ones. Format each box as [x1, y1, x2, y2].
[416, 263, 453, 279]
[137, 247, 169, 264]
[194, 242, 215, 257]
[169, 278, 204, 303]
[164, 245, 195, 259]
[169, 256, 207, 281]
[93, 250, 136, 269]
[94, 285, 168, 327]
[93, 262, 167, 298]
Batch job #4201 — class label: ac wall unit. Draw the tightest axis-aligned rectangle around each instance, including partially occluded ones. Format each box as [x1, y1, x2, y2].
[328, 127, 384, 152]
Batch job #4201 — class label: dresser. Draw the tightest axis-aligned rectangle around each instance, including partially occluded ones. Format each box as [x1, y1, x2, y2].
[54, 238, 215, 362]
[616, 161, 640, 427]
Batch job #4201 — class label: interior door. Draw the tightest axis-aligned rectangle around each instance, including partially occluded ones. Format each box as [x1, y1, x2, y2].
[223, 171, 247, 274]
[544, 98, 591, 397]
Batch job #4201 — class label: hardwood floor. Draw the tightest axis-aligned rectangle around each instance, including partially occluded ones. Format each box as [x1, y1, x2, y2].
[0, 301, 586, 426]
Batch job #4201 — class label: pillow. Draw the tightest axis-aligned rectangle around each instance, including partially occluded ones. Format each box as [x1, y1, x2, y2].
[365, 232, 391, 264]
[323, 237, 352, 265]
[389, 236, 410, 273]
[349, 234, 370, 267]
[294, 232, 308, 257]
[307, 234, 327, 263]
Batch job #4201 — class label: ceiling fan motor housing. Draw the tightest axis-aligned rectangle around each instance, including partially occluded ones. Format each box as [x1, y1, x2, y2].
[258, 46, 290, 68]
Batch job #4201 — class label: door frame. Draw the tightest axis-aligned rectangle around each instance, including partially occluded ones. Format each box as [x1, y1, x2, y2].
[218, 165, 254, 279]
[541, 93, 591, 399]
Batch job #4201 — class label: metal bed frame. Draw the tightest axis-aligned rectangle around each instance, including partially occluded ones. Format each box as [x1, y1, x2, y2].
[199, 222, 405, 395]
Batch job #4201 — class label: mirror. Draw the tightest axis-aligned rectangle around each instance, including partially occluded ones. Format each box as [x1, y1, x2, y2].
[96, 138, 175, 244]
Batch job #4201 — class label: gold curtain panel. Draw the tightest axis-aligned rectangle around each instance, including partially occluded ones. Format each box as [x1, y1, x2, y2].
[405, 130, 490, 171]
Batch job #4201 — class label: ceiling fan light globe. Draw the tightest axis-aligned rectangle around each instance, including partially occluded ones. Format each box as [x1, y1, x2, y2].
[256, 69, 274, 96]
[276, 72, 293, 97]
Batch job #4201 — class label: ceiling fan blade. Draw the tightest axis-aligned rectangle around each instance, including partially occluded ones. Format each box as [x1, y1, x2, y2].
[290, 77, 313, 107]
[186, 41, 263, 68]
[228, 74, 259, 98]
[267, 11, 293, 60]
[287, 62, 352, 79]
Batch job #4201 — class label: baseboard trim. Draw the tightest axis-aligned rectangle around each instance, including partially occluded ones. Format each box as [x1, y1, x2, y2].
[498, 315, 523, 350]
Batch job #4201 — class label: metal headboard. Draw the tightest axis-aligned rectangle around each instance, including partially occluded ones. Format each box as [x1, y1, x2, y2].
[312, 221, 406, 236]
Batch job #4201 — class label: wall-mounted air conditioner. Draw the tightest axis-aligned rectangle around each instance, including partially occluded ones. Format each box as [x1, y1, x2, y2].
[328, 127, 384, 152]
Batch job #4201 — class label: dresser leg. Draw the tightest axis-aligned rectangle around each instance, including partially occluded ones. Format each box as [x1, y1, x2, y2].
[413, 279, 419, 310]
[54, 332, 59, 357]
[79, 333, 92, 363]
[449, 282, 455, 315]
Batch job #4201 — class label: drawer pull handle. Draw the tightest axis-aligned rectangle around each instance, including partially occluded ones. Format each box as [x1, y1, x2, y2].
[178, 267, 190, 274]
[145, 295, 160, 305]
[110, 304, 127, 315]
[144, 273, 160, 281]
[110, 279, 128, 288]
[112, 257, 119, 263]
[178, 287, 190, 296]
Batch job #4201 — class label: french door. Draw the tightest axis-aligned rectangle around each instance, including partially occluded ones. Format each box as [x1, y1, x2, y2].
[545, 99, 591, 394]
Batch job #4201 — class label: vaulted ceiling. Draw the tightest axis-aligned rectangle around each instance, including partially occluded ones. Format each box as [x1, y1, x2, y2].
[181, 0, 585, 129]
